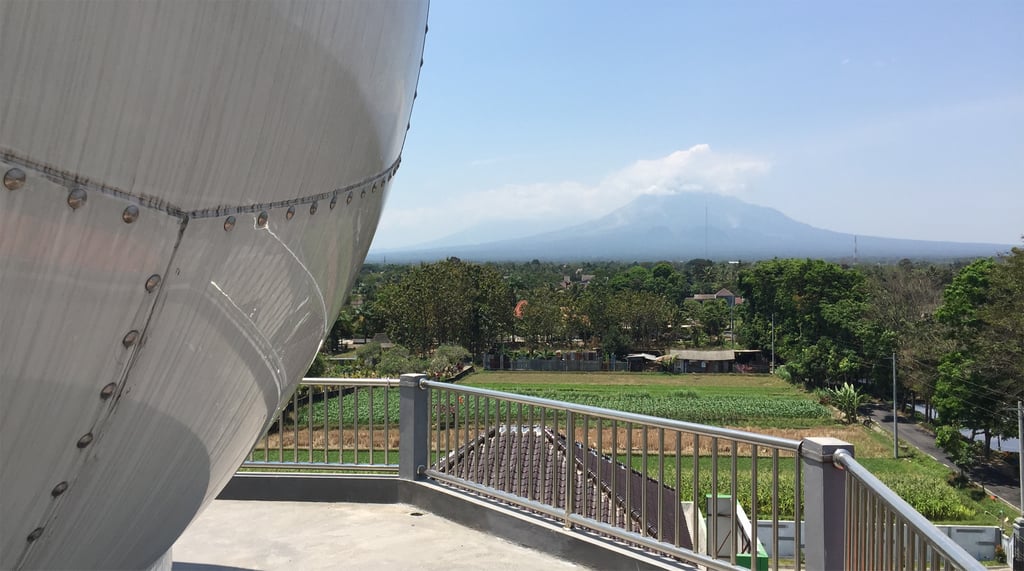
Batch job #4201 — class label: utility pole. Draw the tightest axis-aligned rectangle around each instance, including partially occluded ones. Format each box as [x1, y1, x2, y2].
[892, 352, 898, 459]
[1016, 399, 1024, 571]
[770, 313, 775, 374]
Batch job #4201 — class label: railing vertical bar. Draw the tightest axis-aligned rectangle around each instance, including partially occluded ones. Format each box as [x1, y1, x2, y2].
[917, 533, 927, 571]
[611, 419, 618, 530]
[874, 496, 883, 571]
[641, 424, 649, 538]
[433, 388, 440, 474]
[463, 394, 471, 480]
[514, 402, 522, 495]
[750, 444, 758, 567]
[581, 414, 590, 520]
[385, 384, 393, 464]
[897, 517, 905, 568]
[323, 386, 331, 462]
[565, 409, 575, 529]
[793, 447, 801, 571]
[674, 430, 681, 548]
[730, 441, 738, 565]
[446, 390, 453, 472]
[291, 391, 299, 462]
[882, 506, 891, 571]
[845, 473, 853, 568]
[861, 478, 869, 569]
[657, 427, 665, 543]
[353, 387, 360, 465]
[528, 404, 536, 501]
[596, 415, 604, 523]
[771, 449, 779, 571]
[692, 433, 700, 556]
[477, 395, 484, 484]
[711, 436, 719, 562]
[626, 422, 633, 536]
[504, 398, 513, 493]
[306, 388, 314, 463]
[492, 399, 501, 489]
[367, 386, 375, 465]
[540, 406, 549, 504]
[342, 390, 350, 468]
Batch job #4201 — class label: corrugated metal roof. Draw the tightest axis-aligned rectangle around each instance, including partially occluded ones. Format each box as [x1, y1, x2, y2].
[667, 350, 736, 361]
[436, 425, 693, 549]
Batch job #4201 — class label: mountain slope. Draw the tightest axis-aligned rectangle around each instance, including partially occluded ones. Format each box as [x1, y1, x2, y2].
[372, 192, 1011, 262]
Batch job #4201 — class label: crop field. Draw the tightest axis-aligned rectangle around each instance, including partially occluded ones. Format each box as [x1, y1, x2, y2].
[463, 371, 833, 428]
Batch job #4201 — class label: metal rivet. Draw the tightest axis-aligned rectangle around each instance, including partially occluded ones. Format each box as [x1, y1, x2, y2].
[310, 201, 318, 215]
[372, 183, 378, 193]
[144, 274, 161, 293]
[361, 189, 366, 198]
[27, 527, 44, 542]
[51, 481, 69, 497]
[346, 193, 353, 205]
[67, 187, 87, 210]
[122, 330, 140, 348]
[76, 433, 94, 448]
[330, 195, 338, 210]
[122, 204, 139, 224]
[285, 206, 295, 220]
[100, 383, 117, 400]
[3, 167, 26, 190]
[257, 211, 268, 227]
[224, 216, 236, 232]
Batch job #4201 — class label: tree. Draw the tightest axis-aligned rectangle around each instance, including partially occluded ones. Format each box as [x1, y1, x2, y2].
[518, 287, 565, 349]
[933, 254, 1024, 454]
[373, 259, 513, 355]
[736, 259, 893, 388]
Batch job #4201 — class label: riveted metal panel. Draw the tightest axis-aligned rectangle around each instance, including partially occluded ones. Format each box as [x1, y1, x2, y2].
[0, 159, 182, 569]
[1, 0, 426, 568]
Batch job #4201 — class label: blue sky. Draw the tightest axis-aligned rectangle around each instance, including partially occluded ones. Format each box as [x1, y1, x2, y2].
[372, 1, 1023, 251]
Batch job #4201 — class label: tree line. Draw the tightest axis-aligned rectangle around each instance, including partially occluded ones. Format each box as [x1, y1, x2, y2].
[328, 250, 1023, 447]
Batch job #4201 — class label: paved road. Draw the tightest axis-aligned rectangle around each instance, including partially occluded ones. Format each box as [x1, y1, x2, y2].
[864, 403, 1021, 514]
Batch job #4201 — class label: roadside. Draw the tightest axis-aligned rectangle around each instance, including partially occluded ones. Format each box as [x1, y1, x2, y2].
[863, 403, 1021, 515]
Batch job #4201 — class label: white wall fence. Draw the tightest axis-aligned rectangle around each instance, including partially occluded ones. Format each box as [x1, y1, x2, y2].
[756, 521, 1006, 561]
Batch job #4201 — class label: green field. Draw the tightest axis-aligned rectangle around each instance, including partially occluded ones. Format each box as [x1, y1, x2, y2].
[463, 371, 831, 428]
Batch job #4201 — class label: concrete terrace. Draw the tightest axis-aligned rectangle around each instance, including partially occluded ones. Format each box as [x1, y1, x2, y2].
[172, 500, 588, 571]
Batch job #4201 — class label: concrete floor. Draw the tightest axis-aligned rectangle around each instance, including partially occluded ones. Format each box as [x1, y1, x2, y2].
[172, 500, 590, 571]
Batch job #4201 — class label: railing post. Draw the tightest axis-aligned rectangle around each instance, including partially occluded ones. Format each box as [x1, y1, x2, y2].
[801, 437, 854, 571]
[399, 373, 429, 481]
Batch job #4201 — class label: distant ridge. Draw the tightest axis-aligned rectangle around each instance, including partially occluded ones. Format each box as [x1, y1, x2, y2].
[371, 192, 1012, 263]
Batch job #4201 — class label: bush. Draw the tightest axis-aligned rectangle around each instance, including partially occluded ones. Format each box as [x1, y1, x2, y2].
[878, 473, 976, 521]
[305, 351, 328, 377]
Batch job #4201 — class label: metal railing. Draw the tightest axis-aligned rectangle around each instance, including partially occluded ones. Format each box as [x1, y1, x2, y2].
[833, 449, 981, 571]
[240, 374, 984, 571]
[242, 378, 399, 473]
[421, 379, 801, 571]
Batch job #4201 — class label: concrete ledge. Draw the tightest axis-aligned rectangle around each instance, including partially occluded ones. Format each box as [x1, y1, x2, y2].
[218, 474, 687, 571]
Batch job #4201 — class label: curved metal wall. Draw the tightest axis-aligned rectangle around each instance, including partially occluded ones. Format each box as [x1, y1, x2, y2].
[0, 2, 427, 569]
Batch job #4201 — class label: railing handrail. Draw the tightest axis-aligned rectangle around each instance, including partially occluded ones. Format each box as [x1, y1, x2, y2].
[300, 377, 399, 387]
[832, 449, 983, 570]
[421, 379, 801, 451]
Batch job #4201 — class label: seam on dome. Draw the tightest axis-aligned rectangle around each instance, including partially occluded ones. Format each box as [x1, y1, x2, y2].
[1, 148, 400, 220]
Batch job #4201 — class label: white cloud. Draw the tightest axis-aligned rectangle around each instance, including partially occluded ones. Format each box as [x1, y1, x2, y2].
[373, 145, 770, 249]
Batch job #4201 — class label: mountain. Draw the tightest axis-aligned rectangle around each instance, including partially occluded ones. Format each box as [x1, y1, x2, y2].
[370, 192, 1012, 263]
